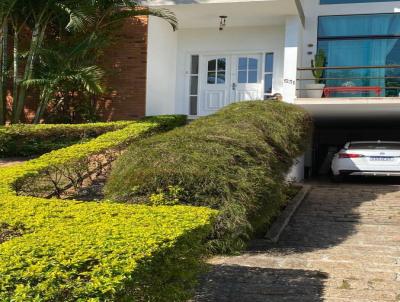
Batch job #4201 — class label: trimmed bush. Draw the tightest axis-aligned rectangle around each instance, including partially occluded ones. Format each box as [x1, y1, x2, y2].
[0, 114, 218, 301]
[105, 101, 312, 253]
[0, 121, 133, 157]
[0, 115, 187, 196]
[0, 196, 216, 301]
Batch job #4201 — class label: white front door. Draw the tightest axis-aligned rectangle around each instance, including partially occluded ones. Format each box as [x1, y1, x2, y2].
[231, 55, 263, 102]
[200, 55, 231, 116]
[199, 54, 263, 115]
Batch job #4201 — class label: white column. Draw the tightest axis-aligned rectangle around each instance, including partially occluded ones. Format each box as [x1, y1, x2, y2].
[283, 16, 304, 181]
[146, 16, 178, 116]
[282, 16, 302, 104]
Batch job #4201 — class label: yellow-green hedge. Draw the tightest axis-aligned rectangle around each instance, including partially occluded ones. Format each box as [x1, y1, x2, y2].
[0, 116, 186, 196]
[0, 115, 217, 301]
[0, 121, 133, 157]
[0, 196, 216, 301]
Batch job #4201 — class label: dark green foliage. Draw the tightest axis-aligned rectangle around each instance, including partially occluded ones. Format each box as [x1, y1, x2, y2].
[145, 114, 188, 131]
[105, 101, 312, 253]
[0, 121, 132, 157]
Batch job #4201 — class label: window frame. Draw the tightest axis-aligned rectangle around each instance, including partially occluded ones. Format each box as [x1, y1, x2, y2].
[263, 53, 274, 98]
[237, 57, 259, 84]
[207, 58, 227, 85]
[189, 55, 199, 116]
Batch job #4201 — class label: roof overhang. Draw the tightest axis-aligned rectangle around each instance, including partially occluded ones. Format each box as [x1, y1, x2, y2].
[295, 98, 400, 126]
[143, 0, 303, 29]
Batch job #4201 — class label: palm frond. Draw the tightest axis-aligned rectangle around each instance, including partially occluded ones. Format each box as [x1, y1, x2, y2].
[105, 6, 178, 31]
[145, 7, 178, 31]
[57, 4, 94, 32]
[21, 78, 51, 88]
[76, 66, 105, 94]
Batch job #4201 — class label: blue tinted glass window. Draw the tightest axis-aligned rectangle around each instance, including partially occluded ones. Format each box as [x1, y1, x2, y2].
[248, 58, 258, 70]
[238, 71, 247, 83]
[321, 0, 396, 4]
[264, 74, 273, 94]
[238, 58, 247, 70]
[317, 14, 400, 97]
[265, 53, 274, 73]
[319, 14, 400, 37]
[248, 71, 257, 83]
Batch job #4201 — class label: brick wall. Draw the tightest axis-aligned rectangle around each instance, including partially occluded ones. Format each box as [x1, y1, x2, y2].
[4, 17, 149, 123]
[97, 16, 148, 121]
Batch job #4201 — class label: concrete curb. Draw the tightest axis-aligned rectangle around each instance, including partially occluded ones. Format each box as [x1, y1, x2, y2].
[265, 184, 311, 243]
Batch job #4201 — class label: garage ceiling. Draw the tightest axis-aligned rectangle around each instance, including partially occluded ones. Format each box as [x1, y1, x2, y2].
[295, 98, 400, 126]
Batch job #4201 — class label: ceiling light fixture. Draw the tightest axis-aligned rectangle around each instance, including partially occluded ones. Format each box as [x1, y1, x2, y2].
[219, 16, 227, 31]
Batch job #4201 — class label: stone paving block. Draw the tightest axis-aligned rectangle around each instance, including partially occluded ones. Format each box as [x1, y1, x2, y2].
[192, 184, 400, 302]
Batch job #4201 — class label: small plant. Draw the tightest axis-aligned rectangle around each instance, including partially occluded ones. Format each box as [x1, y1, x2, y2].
[149, 186, 186, 206]
[311, 49, 326, 84]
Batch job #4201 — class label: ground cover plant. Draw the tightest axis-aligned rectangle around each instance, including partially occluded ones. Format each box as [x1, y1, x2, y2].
[0, 115, 217, 301]
[105, 101, 313, 253]
[0, 197, 216, 301]
[0, 115, 186, 196]
[0, 121, 132, 157]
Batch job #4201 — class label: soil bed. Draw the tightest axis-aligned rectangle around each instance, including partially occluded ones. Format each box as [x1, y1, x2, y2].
[0, 223, 26, 244]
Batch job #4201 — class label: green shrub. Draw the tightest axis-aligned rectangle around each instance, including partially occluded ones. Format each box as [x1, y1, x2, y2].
[0, 196, 216, 301]
[0, 114, 217, 301]
[0, 116, 187, 196]
[105, 101, 312, 253]
[0, 121, 133, 157]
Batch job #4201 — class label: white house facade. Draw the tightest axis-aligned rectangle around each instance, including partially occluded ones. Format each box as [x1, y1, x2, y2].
[141, 0, 400, 180]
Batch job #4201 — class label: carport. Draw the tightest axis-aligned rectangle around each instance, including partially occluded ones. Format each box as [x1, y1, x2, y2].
[295, 98, 400, 177]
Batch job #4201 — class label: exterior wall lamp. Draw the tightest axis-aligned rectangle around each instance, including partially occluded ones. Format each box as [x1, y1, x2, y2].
[219, 16, 227, 31]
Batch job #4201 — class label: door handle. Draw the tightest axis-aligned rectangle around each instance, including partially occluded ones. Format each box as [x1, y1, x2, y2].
[232, 83, 236, 90]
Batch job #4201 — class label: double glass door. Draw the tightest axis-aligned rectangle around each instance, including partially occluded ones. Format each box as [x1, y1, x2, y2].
[200, 54, 263, 115]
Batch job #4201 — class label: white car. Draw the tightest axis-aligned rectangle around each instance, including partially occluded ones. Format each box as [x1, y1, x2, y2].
[331, 141, 400, 181]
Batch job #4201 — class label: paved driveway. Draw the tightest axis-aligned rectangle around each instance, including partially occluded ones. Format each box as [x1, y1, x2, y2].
[193, 184, 400, 302]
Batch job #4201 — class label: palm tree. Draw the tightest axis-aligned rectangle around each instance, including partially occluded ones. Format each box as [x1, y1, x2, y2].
[10, 0, 177, 123]
[0, 0, 17, 125]
[12, 0, 89, 123]
[22, 46, 105, 123]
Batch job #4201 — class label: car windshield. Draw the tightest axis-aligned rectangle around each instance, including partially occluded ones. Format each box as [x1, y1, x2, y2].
[348, 143, 400, 150]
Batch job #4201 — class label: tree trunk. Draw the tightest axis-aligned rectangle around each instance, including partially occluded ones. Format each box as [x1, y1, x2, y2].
[12, 23, 42, 123]
[33, 101, 44, 124]
[12, 27, 18, 109]
[33, 93, 49, 124]
[0, 21, 8, 125]
[0, 21, 3, 75]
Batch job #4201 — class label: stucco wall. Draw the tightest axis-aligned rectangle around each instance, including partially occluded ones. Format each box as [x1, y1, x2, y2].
[146, 23, 287, 115]
[174, 25, 286, 115]
[146, 16, 178, 116]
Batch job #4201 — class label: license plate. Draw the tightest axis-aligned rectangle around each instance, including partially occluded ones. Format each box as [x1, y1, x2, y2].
[370, 157, 395, 161]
